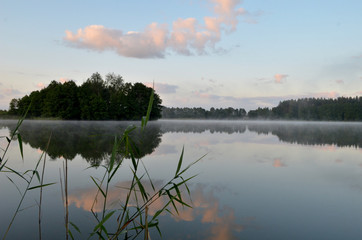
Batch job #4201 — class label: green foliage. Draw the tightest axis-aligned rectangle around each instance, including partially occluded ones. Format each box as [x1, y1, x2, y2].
[9, 72, 163, 121]
[162, 97, 361, 121]
[247, 97, 362, 121]
[162, 107, 246, 119]
[1, 93, 200, 239]
[246, 97, 362, 121]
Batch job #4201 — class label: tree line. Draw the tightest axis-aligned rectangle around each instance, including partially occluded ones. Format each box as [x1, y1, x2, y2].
[248, 97, 361, 121]
[7, 72, 162, 120]
[162, 97, 362, 121]
[162, 107, 247, 119]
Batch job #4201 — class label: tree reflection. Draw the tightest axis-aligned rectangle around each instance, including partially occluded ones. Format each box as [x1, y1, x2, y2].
[246, 122, 362, 148]
[0, 120, 162, 165]
[0, 120, 360, 166]
[155, 121, 361, 148]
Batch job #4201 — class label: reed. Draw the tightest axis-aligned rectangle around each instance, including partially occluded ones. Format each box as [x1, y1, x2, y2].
[1, 89, 201, 239]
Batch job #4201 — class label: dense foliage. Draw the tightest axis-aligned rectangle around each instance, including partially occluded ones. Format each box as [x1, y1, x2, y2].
[162, 97, 361, 121]
[162, 107, 247, 119]
[8, 73, 162, 120]
[248, 97, 362, 121]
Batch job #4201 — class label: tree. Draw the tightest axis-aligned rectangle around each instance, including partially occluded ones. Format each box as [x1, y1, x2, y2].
[125, 83, 162, 120]
[8, 98, 19, 115]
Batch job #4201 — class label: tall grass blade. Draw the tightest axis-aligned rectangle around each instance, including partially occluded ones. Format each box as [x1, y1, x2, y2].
[108, 159, 122, 183]
[2, 135, 49, 240]
[141, 87, 154, 130]
[141, 161, 155, 191]
[108, 136, 118, 173]
[69, 221, 81, 233]
[6, 176, 22, 196]
[175, 146, 184, 177]
[5, 166, 29, 183]
[90, 176, 106, 198]
[28, 183, 56, 190]
[93, 210, 115, 232]
[17, 134, 24, 160]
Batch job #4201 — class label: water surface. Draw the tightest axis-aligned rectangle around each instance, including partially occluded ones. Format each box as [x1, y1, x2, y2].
[0, 120, 361, 239]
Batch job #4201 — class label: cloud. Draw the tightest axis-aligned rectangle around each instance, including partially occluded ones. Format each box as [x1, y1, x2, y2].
[0, 88, 22, 96]
[68, 182, 246, 239]
[311, 91, 339, 98]
[163, 90, 352, 111]
[64, 0, 252, 58]
[59, 77, 70, 84]
[0, 88, 25, 110]
[274, 74, 288, 84]
[335, 79, 344, 84]
[352, 54, 362, 59]
[151, 144, 178, 155]
[144, 82, 179, 94]
[273, 158, 287, 168]
[36, 82, 46, 89]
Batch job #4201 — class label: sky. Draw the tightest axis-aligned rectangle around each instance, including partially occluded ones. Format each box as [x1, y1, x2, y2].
[1, 0, 361, 111]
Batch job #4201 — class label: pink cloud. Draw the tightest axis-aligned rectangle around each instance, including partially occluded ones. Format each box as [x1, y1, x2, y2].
[36, 82, 46, 89]
[273, 158, 286, 168]
[64, 0, 252, 58]
[335, 79, 344, 84]
[274, 74, 288, 84]
[65, 24, 168, 58]
[312, 91, 340, 98]
[68, 182, 245, 239]
[59, 77, 69, 84]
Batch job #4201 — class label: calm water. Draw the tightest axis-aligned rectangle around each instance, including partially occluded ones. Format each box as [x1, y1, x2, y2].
[0, 120, 361, 239]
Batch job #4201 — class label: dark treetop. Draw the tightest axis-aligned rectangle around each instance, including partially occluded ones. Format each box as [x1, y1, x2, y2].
[8, 72, 162, 120]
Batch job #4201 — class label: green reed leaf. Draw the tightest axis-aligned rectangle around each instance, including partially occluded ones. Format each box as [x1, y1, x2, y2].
[17, 133, 24, 160]
[91, 176, 106, 198]
[28, 182, 56, 190]
[93, 210, 115, 232]
[175, 146, 184, 177]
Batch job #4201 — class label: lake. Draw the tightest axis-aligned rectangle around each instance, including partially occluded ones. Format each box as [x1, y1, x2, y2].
[0, 119, 361, 239]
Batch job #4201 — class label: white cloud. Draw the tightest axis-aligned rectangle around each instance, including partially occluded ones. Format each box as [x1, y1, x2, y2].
[64, 0, 252, 58]
[0, 88, 22, 96]
[0, 88, 25, 110]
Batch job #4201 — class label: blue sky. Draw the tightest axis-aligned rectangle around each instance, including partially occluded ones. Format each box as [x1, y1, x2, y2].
[1, 0, 361, 111]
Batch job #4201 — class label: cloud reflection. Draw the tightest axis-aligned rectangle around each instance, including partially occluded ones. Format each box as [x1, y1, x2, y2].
[273, 158, 287, 168]
[68, 182, 246, 239]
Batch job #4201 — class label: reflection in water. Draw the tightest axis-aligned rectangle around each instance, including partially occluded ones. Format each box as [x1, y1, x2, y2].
[0, 120, 162, 165]
[1, 119, 361, 239]
[273, 158, 287, 168]
[68, 182, 246, 239]
[157, 120, 362, 148]
[0, 120, 360, 165]
[246, 121, 362, 148]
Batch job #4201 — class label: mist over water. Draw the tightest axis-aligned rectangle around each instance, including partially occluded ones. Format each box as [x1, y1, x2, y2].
[0, 119, 361, 239]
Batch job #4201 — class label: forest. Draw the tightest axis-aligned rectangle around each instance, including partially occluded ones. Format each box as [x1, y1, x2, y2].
[248, 97, 362, 121]
[3, 74, 361, 122]
[7, 72, 163, 120]
[162, 107, 247, 119]
[162, 97, 362, 121]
